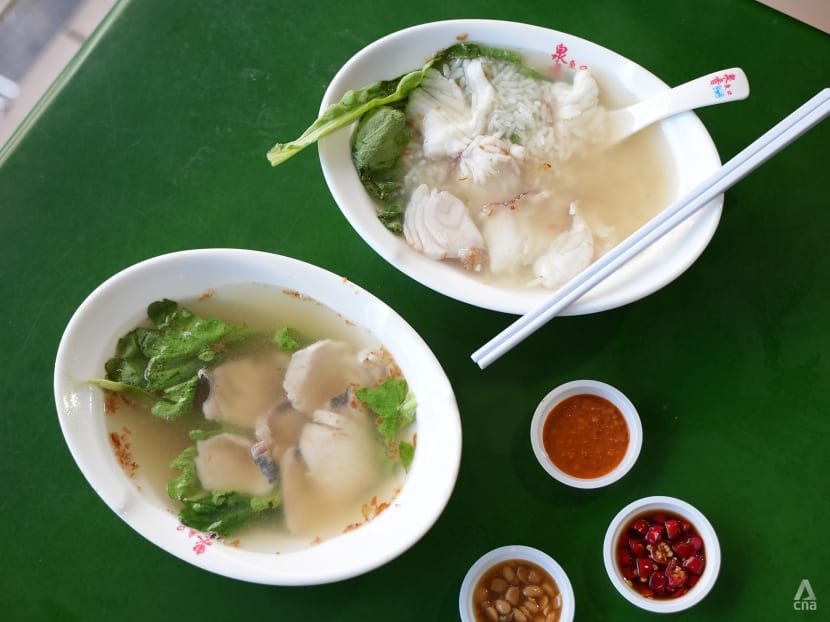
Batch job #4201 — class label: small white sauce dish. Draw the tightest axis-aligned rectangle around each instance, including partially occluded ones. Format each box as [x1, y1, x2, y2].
[603, 495, 721, 613]
[459, 545, 575, 622]
[530, 380, 642, 489]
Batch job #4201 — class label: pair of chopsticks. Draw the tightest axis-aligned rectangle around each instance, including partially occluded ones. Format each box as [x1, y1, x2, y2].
[472, 88, 830, 369]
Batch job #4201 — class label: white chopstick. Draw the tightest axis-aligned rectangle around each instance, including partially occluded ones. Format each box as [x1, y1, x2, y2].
[472, 88, 830, 369]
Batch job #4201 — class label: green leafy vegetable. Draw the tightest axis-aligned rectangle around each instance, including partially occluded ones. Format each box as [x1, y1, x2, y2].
[265, 41, 534, 168]
[357, 377, 407, 438]
[356, 377, 417, 469]
[92, 299, 262, 419]
[167, 444, 281, 536]
[433, 41, 524, 64]
[273, 326, 304, 351]
[351, 106, 410, 231]
[352, 106, 410, 172]
[266, 62, 434, 167]
[398, 441, 415, 471]
[152, 376, 200, 420]
[362, 179, 403, 203]
[188, 428, 226, 441]
[375, 201, 405, 234]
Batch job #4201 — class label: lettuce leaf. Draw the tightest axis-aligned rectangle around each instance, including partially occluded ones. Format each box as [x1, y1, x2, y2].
[356, 377, 417, 469]
[351, 106, 410, 173]
[398, 440, 415, 471]
[93, 299, 262, 419]
[357, 377, 406, 438]
[273, 326, 305, 351]
[351, 106, 410, 231]
[266, 64, 433, 167]
[264, 41, 529, 168]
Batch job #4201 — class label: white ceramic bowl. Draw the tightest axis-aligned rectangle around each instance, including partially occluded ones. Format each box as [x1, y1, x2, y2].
[318, 19, 723, 315]
[53, 249, 462, 585]
[603, 496, 721, 613]
[459, 545, 575, 622]
[530, 380, 642, 489]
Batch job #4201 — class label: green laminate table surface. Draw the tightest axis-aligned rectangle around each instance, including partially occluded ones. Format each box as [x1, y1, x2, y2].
[1, 1, 828, 620]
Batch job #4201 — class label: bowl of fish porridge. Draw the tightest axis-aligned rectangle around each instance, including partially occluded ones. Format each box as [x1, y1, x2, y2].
[54, 248, 462, 585]
[295, 19, 726, 315]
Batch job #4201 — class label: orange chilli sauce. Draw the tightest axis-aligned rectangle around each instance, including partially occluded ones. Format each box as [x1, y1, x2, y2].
[542, 394, 629, 478]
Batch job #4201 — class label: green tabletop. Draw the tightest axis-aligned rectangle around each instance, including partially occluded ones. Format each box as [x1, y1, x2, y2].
[2, 1, 828, 620]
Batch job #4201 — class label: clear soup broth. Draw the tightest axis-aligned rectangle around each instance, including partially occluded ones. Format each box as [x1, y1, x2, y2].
[102, 283, 410, 553]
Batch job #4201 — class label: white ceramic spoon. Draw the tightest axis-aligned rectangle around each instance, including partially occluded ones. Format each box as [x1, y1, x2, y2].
[605, 67, 750, 145]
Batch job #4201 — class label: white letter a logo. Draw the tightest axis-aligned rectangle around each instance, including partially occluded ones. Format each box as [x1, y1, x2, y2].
[795, 579, 817, 601]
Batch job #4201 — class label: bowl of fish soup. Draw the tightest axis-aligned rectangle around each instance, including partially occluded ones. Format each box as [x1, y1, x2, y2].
[317, 19, 724, 315]
[54, 249, 462, 585]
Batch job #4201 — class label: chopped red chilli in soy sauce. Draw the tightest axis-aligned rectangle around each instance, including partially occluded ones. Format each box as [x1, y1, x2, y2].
[617, 511, 706, 599]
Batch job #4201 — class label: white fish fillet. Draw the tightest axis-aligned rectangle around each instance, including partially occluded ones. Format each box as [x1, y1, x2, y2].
[200, 351, 290, 429]
[283, 339, 371, 415]
[532, 203, 595, 289]
[403, 184, 485, 270]
[194, 433, 275, 497]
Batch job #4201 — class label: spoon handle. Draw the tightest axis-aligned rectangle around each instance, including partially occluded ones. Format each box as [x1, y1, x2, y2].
[610, 68, 750, 141]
